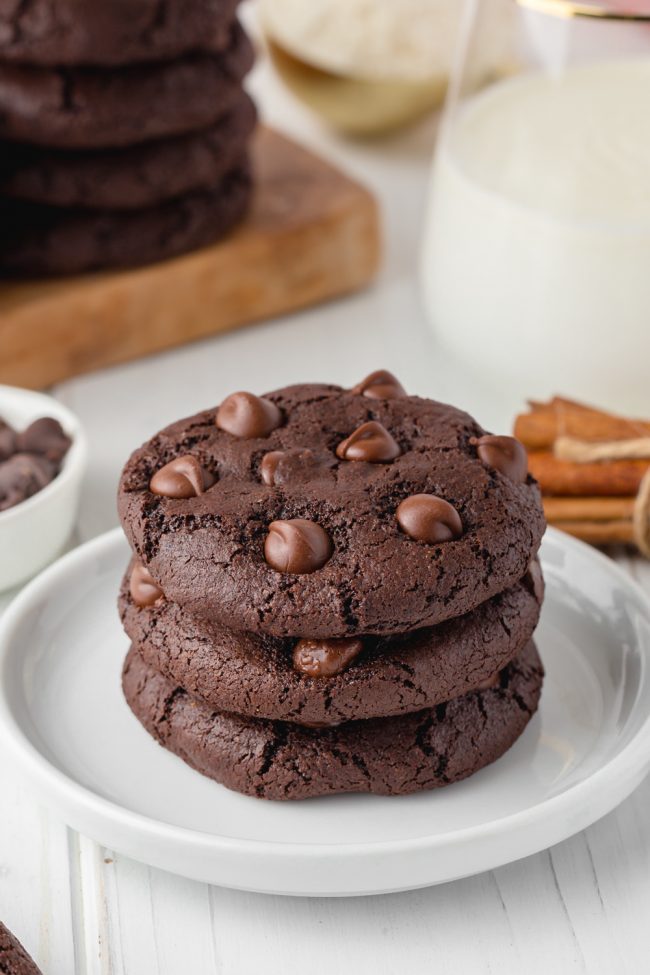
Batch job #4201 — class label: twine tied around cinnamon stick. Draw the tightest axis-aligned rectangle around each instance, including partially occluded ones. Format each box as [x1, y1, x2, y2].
[553, 435, 650, 556]
[554, 436, 650, 463]
[633, 469, 650, 558]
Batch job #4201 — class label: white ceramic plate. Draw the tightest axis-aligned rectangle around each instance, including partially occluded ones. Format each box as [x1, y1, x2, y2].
[0, 527, 649, 897]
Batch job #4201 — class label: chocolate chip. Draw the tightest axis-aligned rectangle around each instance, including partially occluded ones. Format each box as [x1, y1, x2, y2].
[216, 391, 281, 438]
[260, 451, 284, 486]
[293, 637, 364, 677]
[0, 453, 55, 511]
[260, 448, 320, 486]
[0, 421, 17, 462]
[18, 416, 71, 464]
[396, 494, 463, 543]
[471, 435, 528, 484]
[149, 455, 211, 499]
[525, 556, 545, 603]
[264, 518, 333, 573]
[130, 563, 164, 607]
[336, 420, 400, 463]
[351, 370, 406, 399]
[474, 671, 500, 692]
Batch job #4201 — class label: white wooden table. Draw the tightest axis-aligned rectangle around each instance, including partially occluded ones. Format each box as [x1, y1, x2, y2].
[2, 41, 650, 975]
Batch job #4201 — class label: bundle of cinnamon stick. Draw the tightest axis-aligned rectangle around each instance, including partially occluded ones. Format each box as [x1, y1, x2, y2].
[514, 397, 650, 552]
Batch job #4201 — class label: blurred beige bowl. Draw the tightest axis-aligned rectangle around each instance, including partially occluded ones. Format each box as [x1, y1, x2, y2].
[260, 0, 461, 135]
[266, 39, 446, 135]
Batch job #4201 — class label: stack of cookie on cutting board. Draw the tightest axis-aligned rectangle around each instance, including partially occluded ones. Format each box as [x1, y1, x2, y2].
[117, 371, 547, 800]
[0, 0, 256, 276]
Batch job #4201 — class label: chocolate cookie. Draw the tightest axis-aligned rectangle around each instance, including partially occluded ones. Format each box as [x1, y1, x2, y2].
[0, 22, 253, 149]
[118, 382, 546, 638]
[0, 922, 42, 975]
[0, 0, 240, 66]
[0, 93, 257, 210]
[122, 640, 544, 800]
[120, 566, 542, 724]
[0, 164, 251, 276]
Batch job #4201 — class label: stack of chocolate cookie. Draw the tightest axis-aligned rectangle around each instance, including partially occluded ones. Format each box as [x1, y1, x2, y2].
[118, 372, 546, 800]
[0, 0, 256, 276]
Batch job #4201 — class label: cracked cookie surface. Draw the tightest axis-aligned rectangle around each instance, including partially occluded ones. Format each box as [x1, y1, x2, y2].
[122, 640, 544, 800]
[0, 21, 253, 148]
[120, 566, 542, 724]
[118, 383, 546, 637]
[0, 0, 240, 66]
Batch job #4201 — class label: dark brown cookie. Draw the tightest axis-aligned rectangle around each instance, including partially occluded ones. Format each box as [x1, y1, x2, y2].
[118, 383, 546, 638]
[0, 164, 251, 276]
[0, 921, 42, 975]
[119, 566, 542, 724]
[0, 92, 256, 210]
[122, 640, 544, 800]
[0, 0, 240, 66]
[0, 22, 253, 149]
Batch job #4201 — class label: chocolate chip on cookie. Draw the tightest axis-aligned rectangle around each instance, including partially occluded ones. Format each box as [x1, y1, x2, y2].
[149, 455, 213, 499]
[216, 392, 282, 439]
[293, 637, 364, 678]
[396, 494, 463, 543]
[336, 421, 400, 463]
[264, 519, 333, 574]
[471, 434, 528, 484]
[351, 370, 406, 399]
[129, 564, 164, 608]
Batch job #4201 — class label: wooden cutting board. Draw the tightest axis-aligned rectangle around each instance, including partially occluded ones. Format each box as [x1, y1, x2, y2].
[0, 127, 380, 389]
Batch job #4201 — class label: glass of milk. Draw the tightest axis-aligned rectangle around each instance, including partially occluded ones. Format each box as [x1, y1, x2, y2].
[421, 0, 650, 413]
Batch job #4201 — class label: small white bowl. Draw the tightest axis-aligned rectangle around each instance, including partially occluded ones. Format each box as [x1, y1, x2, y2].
[0, 385, 87, 591]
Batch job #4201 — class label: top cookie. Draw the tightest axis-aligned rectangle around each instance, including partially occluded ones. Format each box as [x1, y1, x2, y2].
[118, 376, 546, 638]
[0, 0, 240, 66]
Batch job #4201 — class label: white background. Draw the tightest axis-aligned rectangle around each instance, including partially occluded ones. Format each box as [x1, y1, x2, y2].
[1, 26, 650, 975]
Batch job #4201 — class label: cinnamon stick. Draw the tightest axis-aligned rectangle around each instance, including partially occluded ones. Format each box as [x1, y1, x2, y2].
[552, 520, 635, 545]
[528, 451, 649, 496]
[543, 497, 636, 522]
[515, 399, 650, 450]
[533, 397, 596, 412]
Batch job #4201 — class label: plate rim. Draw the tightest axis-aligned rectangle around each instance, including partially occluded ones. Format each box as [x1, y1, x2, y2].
[1, 526, 650, 863]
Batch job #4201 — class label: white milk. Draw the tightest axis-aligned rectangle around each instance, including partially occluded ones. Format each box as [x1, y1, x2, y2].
[421, 60, 650, 413]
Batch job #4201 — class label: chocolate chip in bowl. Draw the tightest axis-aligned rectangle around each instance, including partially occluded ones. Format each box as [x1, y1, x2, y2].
[0, 385, 86, 590]
[0, 415, 71, 512]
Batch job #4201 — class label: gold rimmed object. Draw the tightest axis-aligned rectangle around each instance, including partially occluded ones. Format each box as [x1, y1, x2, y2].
[517, 0, 650, 19]
[266, 40, 446, 136]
